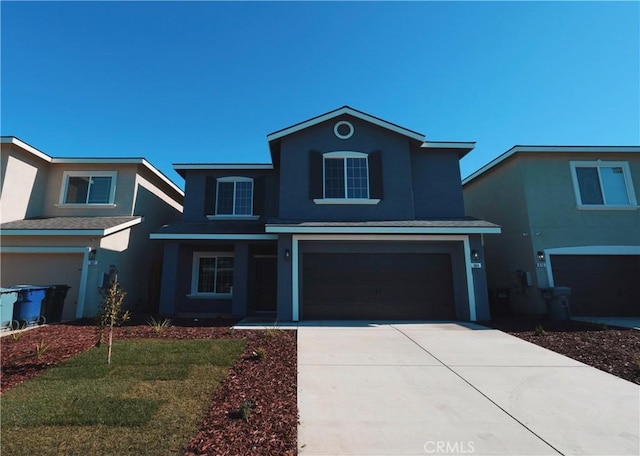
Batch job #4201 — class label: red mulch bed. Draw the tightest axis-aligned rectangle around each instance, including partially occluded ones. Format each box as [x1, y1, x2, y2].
[487, 317, 640, 384]
[1, 319, 297, 455]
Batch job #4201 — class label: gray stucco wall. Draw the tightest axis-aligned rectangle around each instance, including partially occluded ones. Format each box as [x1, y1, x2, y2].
[411, 148, 466, 218]
[277, 115, 417, 221]
[464, 152, 640, 315]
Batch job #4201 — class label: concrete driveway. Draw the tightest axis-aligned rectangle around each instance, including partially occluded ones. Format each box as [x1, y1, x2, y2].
[297, 322, 639, 455]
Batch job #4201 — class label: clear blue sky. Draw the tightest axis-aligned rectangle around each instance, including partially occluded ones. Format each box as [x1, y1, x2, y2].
[2, 1, 638, 187]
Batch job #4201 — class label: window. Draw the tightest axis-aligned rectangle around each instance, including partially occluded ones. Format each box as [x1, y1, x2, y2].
[323, 152, 369, 199]
[60, 171, 116, 205]
[216, 177, 253, 215]
[191, 252, 234, 296]
[570, 161, 637, 209]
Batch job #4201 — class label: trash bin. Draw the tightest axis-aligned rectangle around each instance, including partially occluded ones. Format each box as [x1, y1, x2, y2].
[43, 285, 71, 323]
[0, 288, 21, 330]
[489, 288, 511, 317]
[13, 286, 49, 326]
[539, 287, 572, 321]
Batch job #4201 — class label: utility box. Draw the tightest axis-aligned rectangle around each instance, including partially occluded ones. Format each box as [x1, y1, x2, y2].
[539, 287, 572, 321]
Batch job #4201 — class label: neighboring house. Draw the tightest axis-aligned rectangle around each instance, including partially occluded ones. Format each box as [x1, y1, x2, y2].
[0, 136, 184, 320]
[463, 145, 640, 317]
[151, 106, 500, 321]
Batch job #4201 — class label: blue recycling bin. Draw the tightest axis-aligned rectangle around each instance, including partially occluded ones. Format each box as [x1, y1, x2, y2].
[0, 288, 21, 330]
[13, 286, 48, 326]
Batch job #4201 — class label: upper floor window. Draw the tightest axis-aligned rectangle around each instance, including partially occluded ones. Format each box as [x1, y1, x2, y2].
[60, 171, 116, 205]
[570, 161, 638, 209]
[309, 151, 382, 205]
[216, 177, 253, 216]
[324, 152, 369, 199]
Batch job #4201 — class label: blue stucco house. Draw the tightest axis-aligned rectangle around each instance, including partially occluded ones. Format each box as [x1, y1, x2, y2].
[151, 107, 500, 321]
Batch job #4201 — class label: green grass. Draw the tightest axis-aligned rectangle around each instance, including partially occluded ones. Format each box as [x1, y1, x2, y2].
[1, 338, 245, 456]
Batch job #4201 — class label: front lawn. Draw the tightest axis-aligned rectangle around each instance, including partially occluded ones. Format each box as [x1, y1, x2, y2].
[1, 338, 245, 455]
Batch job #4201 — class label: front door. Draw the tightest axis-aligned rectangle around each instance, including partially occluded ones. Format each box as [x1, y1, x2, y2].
[254, 256, 277, 312]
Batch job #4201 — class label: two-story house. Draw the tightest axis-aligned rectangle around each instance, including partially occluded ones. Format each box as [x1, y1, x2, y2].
[0, 136, 184, 321]
[463, 146, 640, 317]
[152, 107, 500, 321]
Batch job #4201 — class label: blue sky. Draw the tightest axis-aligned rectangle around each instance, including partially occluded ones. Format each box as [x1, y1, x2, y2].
[2, 1, 638, 187]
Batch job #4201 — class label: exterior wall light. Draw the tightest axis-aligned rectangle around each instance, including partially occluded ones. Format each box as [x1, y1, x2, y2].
[471, 250, 480, 261]
[537, 251, 546, 262]
[284, 249, 291, 260]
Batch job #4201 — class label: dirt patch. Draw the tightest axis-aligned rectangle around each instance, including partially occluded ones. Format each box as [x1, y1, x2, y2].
[486, 317, 640, 385]
[1, 319, 297, 455]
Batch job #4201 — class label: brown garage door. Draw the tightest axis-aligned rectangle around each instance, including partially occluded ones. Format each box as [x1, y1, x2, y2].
[302, 253, 455, 320]
[551, 255, 640, 316]
[0, 253, 82, 321]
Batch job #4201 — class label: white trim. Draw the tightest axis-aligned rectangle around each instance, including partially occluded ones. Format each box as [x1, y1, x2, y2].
[59, 171, 118, 205]
[266, 225, 501, 234]
[103, 217, 142, 235]
[149, 233, 278, 240]
[206, 215, 260, 220]
[191, 251, 235, 297]
[569, 160, 638, 207]
[1, 218, 142, 237]
[267, 106, 425, 143]
[174, 163, 273, 170]
[422, 141, 476, 150]
[463, 145, 640, 186]
[313, 199, 380, 205]
[334, 120, 354, 139]
[545, 245, 640, 287]
[323, 151, 367, 158]
[576, 205, 639, 211]
[290, 234, 477, 322]
[0, 245, 90, 319]
[1, 137, 52, 162]
[54, 203, 117, 209]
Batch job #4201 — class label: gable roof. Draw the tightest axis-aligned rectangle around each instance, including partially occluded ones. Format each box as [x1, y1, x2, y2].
[267, 106, 426, 143]
[462, 145, 640, 186]
[1, 136, 184, 199]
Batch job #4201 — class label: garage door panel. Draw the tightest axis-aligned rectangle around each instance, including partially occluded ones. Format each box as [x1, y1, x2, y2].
[551, 255, 640, 317]
[302, 253, 455, 320]
[1, 253, 82, 321]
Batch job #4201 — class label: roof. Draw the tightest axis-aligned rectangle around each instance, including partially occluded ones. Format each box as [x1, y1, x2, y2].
[150, 221, 276, 240]
[267, 106, 426, 143]
[463, 145, 640, 186]
[0, 216, 142, 236]
[265, 218, 501, 235]
[1, 136, 184, 199]
[172, 163, 273, 177]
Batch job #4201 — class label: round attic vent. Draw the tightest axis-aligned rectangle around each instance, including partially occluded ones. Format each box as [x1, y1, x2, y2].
[334, 121, 354, 139]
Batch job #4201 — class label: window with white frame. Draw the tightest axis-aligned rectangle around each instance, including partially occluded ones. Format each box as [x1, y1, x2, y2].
[60, 171, 117, 205]
[570, 161, 637, 208]
[191, 252, 234, 296]
[216, 177, 253, 215]
[323, 152, 369, 199]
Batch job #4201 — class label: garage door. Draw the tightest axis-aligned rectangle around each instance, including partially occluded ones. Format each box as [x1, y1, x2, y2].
[302, 253, 455, 320]
[551, 255, 640, 316]
[0, 253, 82, 321]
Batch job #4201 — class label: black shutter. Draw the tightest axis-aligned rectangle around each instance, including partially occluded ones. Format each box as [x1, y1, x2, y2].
[204, 176, 217, 215]
[369, 151, 383, 199]
[253, 176, 266, 217]
[309, 150, 323, 200]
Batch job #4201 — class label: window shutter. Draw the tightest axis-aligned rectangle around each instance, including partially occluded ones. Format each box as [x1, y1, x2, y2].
[309, 150, 323, 200]
[369, 151, 383, 199]
[204, 176, 217, 215]
[253, 176, 265, 217]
